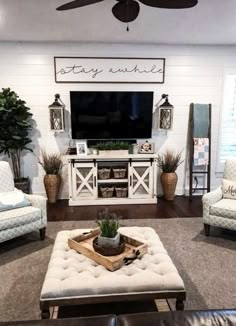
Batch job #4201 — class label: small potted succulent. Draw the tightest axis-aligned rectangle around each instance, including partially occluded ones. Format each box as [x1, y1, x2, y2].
[96, 209, 120, 248]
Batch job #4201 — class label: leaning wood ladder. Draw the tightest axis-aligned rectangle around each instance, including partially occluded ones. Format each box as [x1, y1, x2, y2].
[189, 103, 212, 200]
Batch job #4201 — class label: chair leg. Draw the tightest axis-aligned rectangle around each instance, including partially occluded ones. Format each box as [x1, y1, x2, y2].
[204, 223, 210, 236]
[40, 227, 46, 240]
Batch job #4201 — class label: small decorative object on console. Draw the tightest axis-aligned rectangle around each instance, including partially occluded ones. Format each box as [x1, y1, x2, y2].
[139, 141, 155, 154]
[95, 141, 129, 155]
[76, 142, 87, 155]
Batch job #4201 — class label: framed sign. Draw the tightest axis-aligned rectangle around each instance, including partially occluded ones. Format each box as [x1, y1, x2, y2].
[54, 57, 165, 84]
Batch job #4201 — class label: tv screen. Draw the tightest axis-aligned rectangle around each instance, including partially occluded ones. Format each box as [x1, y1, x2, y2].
[70, 91, 153, 140]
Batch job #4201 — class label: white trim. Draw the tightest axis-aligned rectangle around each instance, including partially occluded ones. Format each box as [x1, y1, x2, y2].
[216, 67, 236, 173]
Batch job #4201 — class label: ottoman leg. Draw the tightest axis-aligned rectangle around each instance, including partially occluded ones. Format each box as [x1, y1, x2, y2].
[176, 299, 184, 311]
[41, 307, 50, 319]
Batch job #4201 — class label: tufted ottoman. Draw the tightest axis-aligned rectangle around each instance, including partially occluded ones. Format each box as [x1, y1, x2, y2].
[40, 227, 186, 319]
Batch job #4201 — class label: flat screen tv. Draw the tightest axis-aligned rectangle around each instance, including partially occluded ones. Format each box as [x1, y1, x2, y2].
[70, 91, 153, 140]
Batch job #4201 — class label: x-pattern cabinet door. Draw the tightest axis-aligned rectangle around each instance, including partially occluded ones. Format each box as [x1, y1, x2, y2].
[72, 162, 97, 200]
[129, 161, 153, 198]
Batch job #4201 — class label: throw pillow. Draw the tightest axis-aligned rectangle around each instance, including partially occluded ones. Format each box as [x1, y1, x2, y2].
[0, 189, 31, 212]
[222, 178, 236, 199]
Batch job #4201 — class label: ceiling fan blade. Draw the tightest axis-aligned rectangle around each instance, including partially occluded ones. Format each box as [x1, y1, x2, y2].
[138, 0, 198, 9]
[112, 0, 140, 23]
[56, 0, 104, 11]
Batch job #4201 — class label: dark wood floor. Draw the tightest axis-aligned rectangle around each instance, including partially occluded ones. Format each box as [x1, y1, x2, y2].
[48, 196, 202, 221]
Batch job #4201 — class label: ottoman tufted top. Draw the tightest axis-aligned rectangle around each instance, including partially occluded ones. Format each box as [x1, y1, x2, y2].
[40, 227, 185, 300]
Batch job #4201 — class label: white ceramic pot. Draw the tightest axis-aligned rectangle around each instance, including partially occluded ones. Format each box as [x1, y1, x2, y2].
[97, 233, 120, 248]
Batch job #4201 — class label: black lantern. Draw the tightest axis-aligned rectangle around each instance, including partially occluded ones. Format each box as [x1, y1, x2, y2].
[158, 94, 174, 130]
[49, 94, 65, 131]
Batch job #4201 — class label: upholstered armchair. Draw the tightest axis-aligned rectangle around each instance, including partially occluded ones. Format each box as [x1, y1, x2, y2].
[0, 161, 47, 243]
[202, 159, 236, 236]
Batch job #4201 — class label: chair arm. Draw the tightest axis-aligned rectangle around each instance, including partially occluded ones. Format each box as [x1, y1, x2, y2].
[202, 187, 223, 223]
[24, 194, 47, 226]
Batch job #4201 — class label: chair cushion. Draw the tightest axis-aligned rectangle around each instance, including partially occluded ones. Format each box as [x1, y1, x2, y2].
[0, 162, 14, 193]
[210, 199, 236, 220]
[0, 189, 31, 212]
[0, 206, 41, 231]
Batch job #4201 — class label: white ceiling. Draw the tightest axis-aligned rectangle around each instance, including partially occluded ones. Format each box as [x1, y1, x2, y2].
[1, 0, 236, 44]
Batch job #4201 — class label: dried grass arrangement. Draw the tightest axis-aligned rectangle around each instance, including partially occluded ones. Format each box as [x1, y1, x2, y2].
[39, 150, 62, 175]
[157, 150, 184, 173]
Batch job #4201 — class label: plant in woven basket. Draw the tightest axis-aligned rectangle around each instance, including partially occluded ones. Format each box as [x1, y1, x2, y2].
[38, 149, 63, 204]
[157, 149, 184, 173]
[157, 149, 184, 201]
[96, 209, 121, 248]
[39, 150, 62, 175]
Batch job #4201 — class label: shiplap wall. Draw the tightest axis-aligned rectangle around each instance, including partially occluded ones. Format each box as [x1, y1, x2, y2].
[0, 42, 235, 198]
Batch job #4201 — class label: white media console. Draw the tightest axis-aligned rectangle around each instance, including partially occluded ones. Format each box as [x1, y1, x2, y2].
[67, 153, 158, 206]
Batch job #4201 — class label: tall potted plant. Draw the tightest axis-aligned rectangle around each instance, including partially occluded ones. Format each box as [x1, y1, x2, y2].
[157, 149, 184, 200]
[39, 150, 62, 203]
[0, 88, 33, 193]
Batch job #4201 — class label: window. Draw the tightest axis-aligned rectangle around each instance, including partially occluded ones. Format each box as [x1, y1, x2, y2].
[218, 75, 236, 171]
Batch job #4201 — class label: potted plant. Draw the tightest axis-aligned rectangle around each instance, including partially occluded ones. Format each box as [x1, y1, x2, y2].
[95, 141, 130, 155]
[0, 88, 33, 193]
[157, 149, 184, 201]
[96, 209, 120, 248]
[39, 150, 62, 203]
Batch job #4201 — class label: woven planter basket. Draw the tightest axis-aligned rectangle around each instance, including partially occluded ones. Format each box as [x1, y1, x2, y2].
[44, 174, 61, 203]
[160, 172, 177, 201]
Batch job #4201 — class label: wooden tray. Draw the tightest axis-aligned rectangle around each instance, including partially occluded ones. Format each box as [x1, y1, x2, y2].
[68, 228, 148, 272]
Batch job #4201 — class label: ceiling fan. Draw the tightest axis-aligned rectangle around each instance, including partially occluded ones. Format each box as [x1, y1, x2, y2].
[56, 0, 198, 24]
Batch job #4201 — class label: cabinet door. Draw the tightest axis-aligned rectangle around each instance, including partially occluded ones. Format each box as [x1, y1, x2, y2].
[72, 162, 97, 200]
[129, 161, 153, 198]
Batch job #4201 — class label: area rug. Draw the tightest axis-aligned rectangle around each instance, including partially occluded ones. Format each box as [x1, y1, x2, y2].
[0, 218, 235, 321]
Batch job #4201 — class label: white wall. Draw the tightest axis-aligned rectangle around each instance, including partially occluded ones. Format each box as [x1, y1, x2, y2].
[1, 42, 235, 198]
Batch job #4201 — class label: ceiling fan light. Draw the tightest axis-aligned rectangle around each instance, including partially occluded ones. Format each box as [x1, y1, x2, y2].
[112, 0, 140, 23]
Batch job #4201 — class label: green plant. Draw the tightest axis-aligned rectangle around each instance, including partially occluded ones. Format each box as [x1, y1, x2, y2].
[157, 149, 184, 173]
[95, 141, 129, 151]
[97, 209, 120, 238]
[0, 88, 33, 180]
[39, 150, 62, 175]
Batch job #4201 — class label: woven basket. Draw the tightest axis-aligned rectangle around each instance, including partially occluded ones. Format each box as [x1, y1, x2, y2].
[160, 172, 177, 201]
[100, 186, 114, 198]
[115, 187, 128, 198]
[44, 174, 61, 203]
[113, 168, 126, 179]
[98, 168, 111, 179]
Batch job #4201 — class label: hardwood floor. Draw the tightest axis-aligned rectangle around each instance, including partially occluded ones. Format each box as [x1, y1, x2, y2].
[48, 196, 202, 221]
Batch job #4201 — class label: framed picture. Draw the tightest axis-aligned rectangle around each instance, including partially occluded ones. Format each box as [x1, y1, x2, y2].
[76, 142, 87, 155]
[138, 142, 155, 154]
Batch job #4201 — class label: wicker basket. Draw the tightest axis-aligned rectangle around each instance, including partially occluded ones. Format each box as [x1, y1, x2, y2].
[113, 168, 126, 179]
[100, 186, 114, 198]
[115, 187, 128, 198]
[98, 168, 111, 179]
